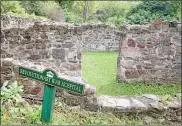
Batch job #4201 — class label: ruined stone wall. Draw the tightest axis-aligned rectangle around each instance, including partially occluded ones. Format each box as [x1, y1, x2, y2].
[1, 15, 122, 52]
[117, 22, 181, 83]
[1, 16, 82, 77]
[1, 15, 123, 78]
[82, 24, 121, 51]
[1, 14, 42, 29]
[1, 14, 181, 85]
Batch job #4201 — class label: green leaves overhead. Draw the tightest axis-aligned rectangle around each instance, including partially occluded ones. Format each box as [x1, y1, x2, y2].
[1, 1, 181, 26]
[126, 1, 181, 24]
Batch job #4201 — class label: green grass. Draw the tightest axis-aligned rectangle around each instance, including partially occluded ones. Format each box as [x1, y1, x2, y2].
[1, 103, 145, 125]
[82, 51, 181, 96]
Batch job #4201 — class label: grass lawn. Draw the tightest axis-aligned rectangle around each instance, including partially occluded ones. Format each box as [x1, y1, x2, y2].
[82, 51, 181, 96]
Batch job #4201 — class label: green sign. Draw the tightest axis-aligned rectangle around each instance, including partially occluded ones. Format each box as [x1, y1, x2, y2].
[19, 66, 84, 94]
[18, 66, 85, 123]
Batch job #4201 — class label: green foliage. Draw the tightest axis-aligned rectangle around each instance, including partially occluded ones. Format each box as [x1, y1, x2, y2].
[64, 11, 82, 23]
[1, 0, 26, 15]
[2, 105, 42, 125]
[59, 0, 73, 12]
[91, 1, 139, 27]
[126, 1, 181, 24]
[54, 99, 67, 108]
[1, 1, 181, 26]
[1, 81, 24, 106]
[20, 1, 64, 21]
[1, 1, 46, 19]
[22, 106, 42, 124]
[1, 80, 42, 125]
[20, 1, 46, 16]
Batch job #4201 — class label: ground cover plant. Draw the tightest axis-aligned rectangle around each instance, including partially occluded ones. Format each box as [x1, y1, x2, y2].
[82, 52, 181, 96]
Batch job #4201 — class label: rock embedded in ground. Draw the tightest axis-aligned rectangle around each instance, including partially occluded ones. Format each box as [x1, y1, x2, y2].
[131, 98, 148, 109]
[142, 94, 160, 101]
[116, 98, 131, 109]
[167, 101, 181, 109]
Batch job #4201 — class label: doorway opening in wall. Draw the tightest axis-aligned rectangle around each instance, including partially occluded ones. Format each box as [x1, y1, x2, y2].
[82, 51, 119, 96]
[81, 51, 181, 96]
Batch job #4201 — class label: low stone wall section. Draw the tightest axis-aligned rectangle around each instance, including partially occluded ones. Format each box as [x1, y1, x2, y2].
[117, 22, 181, 83]
[1, 58, 96, 98]
[62, 93, 181, 124]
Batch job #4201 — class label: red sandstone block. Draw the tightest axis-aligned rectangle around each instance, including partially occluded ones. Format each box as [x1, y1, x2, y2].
[137, 43, 145, 48]
[159, 33, 166, 37]
[146, 43, 153, 48]
[127, 39, 136, 47]
[125, 69, 140, 79]
[30, 87, 42, 95]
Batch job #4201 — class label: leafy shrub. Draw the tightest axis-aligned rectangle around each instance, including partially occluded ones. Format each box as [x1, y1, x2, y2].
[64, 11, 83, 23]
[22, 106, 42, 124]
[1, 81, 43, 124]
[20, 1, 46, 16]
[1, 1, 46, 19]
[126, 1, 181, 24]
[1, 81, 25, 123]
[42, 1, 65, 21]
[20, 1, 64, 21]
[1, 1, 26, 15]
[1, 81, 24, 106]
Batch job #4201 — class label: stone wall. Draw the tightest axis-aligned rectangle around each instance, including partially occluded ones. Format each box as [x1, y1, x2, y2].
[1, 19, 82, 77]
[1, 14, 123, 78]
[1, 14, 42, 29]
[1, 58, 96, 98]
[1, 14, 181, 84]
[82, 24, 121, 51]
[1, 14, 122, 52]
[117, 22, 181, 83]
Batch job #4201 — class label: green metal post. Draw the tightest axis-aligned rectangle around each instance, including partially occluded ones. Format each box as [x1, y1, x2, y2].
[40, 84, 55, 123]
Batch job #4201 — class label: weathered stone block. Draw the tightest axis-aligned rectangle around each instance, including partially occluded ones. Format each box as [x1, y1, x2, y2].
[39, 50, 50, 59]
[53, 44, 61, 48]
[127, 38, 136, 47]
[122, 47, 141, 59]
[142, 61, 154, 69]
[137, 43, 145, 48]
[35, 39, 44, 43]
[21, 39, 31, 44]
[27, 55, 41, 60]
[35, 43, 46, 49]
[125, 69, 140, 79]
[120, 60, 136, 69]
[62, 43, 74, 48]
[26, 44, 34, 49]
[52, 49, 65, 60]
[40, 33, 48, 39]
[146, 43, 153, 48]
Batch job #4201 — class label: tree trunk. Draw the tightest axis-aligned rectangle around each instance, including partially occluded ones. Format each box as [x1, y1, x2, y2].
[83, 1, 88, 22]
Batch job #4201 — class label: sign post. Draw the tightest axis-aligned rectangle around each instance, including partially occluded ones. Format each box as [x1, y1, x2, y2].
[19, 66, 85, 123]
[41, 85, 55, 122]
